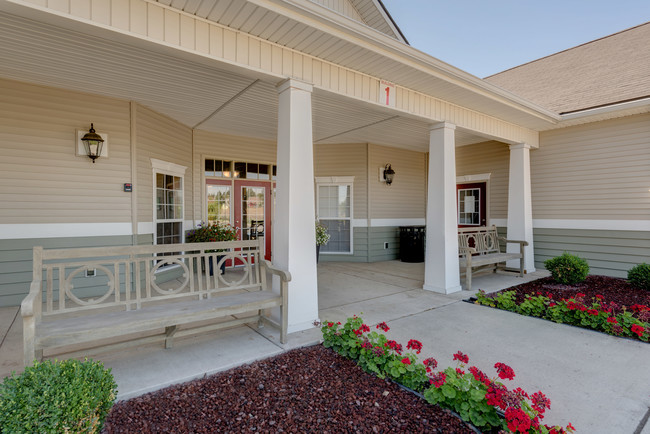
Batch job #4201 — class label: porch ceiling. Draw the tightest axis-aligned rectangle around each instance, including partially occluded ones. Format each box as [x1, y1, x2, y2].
[0, 10, 490, 151]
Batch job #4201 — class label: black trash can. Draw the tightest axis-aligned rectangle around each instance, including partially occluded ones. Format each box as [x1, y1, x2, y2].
[399, 226, 426, 263]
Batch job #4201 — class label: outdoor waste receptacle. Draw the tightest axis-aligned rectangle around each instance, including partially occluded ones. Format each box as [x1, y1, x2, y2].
[399, 226, 425, 263]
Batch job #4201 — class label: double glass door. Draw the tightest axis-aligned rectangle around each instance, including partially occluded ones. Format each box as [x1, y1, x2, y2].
[206, 179, 272, 260]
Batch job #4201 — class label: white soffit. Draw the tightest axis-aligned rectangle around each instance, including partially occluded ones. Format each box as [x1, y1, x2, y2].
[155, 0, 557, 129]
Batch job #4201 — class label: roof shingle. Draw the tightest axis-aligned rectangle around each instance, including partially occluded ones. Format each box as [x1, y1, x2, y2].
[484, 22, 650, 114]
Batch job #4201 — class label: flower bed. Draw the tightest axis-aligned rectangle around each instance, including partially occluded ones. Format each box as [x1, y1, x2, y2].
[473, 276, 649, 343]
[320, 316, 574, 433]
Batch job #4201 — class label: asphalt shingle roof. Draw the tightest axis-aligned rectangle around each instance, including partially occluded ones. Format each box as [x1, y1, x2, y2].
[484, 22, 650, 114]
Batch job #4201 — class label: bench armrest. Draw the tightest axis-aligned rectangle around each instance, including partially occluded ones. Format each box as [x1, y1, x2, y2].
[458, 246, 477, 256]
[498, 237, 529, 247]
[262, 260, 292, 282]
[21, 280, 42, 319]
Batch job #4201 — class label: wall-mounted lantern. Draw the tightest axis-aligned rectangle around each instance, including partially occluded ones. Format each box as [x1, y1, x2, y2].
[80, 123, 104, 163]
[383, 163, 395, 186]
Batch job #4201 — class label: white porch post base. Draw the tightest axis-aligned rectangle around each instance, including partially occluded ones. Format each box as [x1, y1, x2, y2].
[273, 79, 319, 333]
[506, 143, 536, 272]
[423, 122, 462, 294]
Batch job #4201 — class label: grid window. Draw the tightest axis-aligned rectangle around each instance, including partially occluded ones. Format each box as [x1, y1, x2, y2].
[458, 188, 480, 225]
[317, 184, 352, 253]
[155, 173, 184, 255]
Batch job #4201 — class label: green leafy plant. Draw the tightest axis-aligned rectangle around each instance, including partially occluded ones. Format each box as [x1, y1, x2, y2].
[544, 252, 590, 285]
[0, 358, 117, 433]
[315, 221, 330, 246]
[186, 221, 238, 244]
[628, 263, 650, 291]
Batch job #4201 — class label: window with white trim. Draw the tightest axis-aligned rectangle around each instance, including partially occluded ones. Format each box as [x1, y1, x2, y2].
[316, 177, 353, 254]
[152, 159, 186, 257]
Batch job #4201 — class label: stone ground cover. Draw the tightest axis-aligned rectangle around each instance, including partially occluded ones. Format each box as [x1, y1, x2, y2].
[103, 345, 473, 433]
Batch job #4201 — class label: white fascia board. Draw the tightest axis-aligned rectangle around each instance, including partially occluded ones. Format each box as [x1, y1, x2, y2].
[251, 0, 559, 124]
[0, 223, 133, 239]
[558, 97, 650, 123]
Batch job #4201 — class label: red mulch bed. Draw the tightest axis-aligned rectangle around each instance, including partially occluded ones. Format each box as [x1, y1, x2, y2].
[103, 345, 473, 433]
[494, 275, 649, 310]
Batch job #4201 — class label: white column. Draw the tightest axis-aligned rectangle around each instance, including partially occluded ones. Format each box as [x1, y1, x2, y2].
[423, 122, 462, 294]
[506, 143, 536, 272]
[273, 79, 319, 333]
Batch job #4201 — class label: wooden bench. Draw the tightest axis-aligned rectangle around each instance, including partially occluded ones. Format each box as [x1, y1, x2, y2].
[21, 238, 290, 367]
[458, 226, 527, 290]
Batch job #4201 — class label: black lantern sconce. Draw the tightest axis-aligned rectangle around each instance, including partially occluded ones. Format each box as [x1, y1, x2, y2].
[80, 123, 104, 163]
[383, 163, 395, 186]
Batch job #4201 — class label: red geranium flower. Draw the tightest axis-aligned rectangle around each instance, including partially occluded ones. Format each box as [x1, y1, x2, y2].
[406, 339, 423, 354]
[386, 340, 403, 355]
[376, 321, 390, 332]
[455, 368, 465, 376]
[429, 372, 447, 388]
[401, 357, 411, 365]
[587, 309, 599, 316]
[631, 324, 645, 338]
[327, 322, 334, 327]
[453, 351, 469, 364]
[469, 366, 490, 385]
[531, 391, 551, 414]
[505, 407, 533, 433]
[494, 362, 516, 381]
[423, 358, 438, 370]
[595, 294, 604, 300]
[606, 317, 618, 324]
[576, 293, 586, 298]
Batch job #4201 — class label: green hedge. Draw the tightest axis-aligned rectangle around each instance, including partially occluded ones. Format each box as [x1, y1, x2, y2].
[0, 359, 117, 433]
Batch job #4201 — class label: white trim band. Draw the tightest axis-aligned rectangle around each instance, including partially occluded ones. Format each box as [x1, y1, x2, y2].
[533, 219, 650, 231]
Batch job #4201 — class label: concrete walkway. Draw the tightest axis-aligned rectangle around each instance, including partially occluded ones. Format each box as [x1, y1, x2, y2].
[1, 262, 648, 433]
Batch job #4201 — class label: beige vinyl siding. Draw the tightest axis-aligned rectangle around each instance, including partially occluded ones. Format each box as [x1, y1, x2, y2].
[455, 141, 510, 221]
[314, 143, 368, 219]
[310, 0, 365, 23]
[135, 104, 193, 224]
[368, 144, 425, 219]
[192, 130, 276, 222]
[0, 79, 132, 224]
[533, 113, 650, 220]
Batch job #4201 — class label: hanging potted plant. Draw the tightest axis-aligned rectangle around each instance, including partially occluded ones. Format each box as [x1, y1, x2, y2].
[186, 222, 239, 275]
[315, 221, 330, 264]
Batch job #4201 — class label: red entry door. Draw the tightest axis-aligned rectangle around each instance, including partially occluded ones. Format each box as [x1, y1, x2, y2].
[234, 180, 272, 261]
[457, 182, 487, 228]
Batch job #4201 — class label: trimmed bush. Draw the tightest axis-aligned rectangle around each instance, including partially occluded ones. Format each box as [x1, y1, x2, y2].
[544, 252, 589, 285]
[628, 263, 650, 291]
[0, 358, 117, 433]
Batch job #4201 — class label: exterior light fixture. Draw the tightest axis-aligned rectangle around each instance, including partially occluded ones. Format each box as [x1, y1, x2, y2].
[80, 123, 104, 163]
[384, 163, 395, 185]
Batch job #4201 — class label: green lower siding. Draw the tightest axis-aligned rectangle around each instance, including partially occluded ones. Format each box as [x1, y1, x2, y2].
[0, 234, 153, 307]
[319, 226, 400, 263]
[532, 228, 650, 278]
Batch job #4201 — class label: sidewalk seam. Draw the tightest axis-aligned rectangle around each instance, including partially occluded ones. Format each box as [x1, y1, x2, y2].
[633, 407, 650, 434]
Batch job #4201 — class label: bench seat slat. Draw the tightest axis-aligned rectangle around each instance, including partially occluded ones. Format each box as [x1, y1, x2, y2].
[37, 291, 281, 348]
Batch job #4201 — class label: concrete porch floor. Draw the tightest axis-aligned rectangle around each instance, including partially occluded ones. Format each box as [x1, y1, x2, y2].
[1, 262, 648, 434]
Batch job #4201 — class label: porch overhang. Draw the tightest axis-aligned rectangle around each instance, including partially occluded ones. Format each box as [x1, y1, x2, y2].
[0, 0, 547, 149]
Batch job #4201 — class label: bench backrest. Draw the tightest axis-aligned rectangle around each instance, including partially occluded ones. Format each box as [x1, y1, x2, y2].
[458, 226, 500, 255]
[32, 238, 267, 318]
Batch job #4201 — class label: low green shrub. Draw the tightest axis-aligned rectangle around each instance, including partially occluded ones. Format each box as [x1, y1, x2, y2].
[544, 252, 590, 285]
[0, 358, 117, 433]
[628, 263, 650, 290]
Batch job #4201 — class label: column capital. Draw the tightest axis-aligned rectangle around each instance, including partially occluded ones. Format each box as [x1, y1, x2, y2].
[277, 78, 313, 94]
[429, 121, 456, 132]
[509, 142, 533, 151]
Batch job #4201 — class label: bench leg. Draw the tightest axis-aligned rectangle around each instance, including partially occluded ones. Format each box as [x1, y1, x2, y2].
[165, 325, 178, 349]
[257, 309, 265, 329]
[466, 266, 472, 291]
[520, 257, 524, 277]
